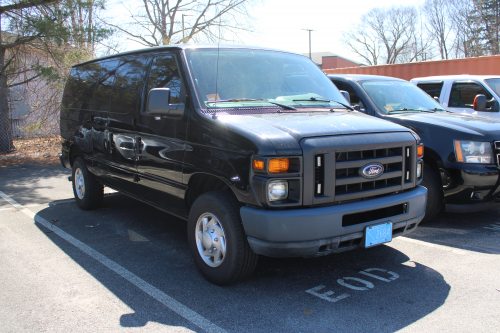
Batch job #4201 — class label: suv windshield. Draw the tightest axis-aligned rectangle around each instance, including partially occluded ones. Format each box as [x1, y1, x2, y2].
[485, 78, 500, 97]
[361, 80, 445, 113]
[185, 48, 346, 109]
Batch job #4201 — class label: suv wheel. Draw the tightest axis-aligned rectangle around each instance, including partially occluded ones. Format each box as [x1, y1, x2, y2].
[72, 157, 104, 210]
[187, 191, 258, 285]
[421, 164, 443, 222]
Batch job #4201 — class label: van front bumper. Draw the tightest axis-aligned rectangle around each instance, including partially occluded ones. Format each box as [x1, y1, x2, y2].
[240, 186, 427, 258]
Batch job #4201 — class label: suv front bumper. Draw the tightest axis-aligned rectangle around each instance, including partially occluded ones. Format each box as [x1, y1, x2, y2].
[443, 163, 500, 213]
[240, 186, 427, 258]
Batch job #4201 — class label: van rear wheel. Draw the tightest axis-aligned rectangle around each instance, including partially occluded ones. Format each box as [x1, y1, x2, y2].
[187, 191, 258, 285]
[72, 157, 104, 210]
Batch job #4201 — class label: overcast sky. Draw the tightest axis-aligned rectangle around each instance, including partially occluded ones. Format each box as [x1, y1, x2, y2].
[111, 0, 423, 64]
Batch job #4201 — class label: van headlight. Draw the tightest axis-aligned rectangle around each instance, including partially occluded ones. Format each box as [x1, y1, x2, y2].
[454, 140, 493, 164]
[268, 180, 288, 201]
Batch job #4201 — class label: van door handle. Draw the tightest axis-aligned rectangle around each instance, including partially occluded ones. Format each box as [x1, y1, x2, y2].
[136, 137, 142, 156]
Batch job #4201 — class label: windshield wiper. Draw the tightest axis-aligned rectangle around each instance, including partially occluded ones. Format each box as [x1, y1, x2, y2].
[429, 108, 451, 112]
[388, 108, 435, 113]
[206, 98, 296, 110]
[292, 97, 355, 111]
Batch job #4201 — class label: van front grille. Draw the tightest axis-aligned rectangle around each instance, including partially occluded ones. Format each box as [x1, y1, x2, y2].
[301, 132, 417, 207]
[333, 147, 405, 202]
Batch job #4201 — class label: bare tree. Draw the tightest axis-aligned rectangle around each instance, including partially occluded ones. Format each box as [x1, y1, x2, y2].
[423, 0, 454, 59]
[342, 6, 423, 65]
[450, 0, 485, 58]
[341, 25, 381, 65]
[109, 0, 255, 47]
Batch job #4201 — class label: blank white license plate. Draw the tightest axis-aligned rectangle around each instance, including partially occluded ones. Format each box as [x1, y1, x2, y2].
[365, 222, 393, 248]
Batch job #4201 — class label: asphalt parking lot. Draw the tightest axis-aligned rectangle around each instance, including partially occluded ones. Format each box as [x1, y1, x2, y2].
[1, 163, 499, 333]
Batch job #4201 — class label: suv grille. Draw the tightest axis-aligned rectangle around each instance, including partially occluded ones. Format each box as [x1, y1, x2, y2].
[495, 141, 500, 166]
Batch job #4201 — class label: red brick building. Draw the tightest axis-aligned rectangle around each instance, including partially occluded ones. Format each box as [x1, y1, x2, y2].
[301, 52, 363, 70]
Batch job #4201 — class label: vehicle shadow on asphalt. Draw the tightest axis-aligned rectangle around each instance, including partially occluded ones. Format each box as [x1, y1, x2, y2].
[406, 209, 500, 254]
[34, 194, 451, 332]
[0, 165, 71, 207]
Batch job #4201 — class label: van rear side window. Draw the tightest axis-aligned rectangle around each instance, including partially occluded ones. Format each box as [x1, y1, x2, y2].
[416, 82, 443, 99]
[110, 55, 149, 114]
[92, 58, 120, 112]
[67, 62, 101, 110]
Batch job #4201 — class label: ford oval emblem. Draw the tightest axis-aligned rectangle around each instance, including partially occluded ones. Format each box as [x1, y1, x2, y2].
[359, 163, 384, 179]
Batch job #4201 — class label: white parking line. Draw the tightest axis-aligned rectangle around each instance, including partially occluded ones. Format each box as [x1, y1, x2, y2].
[396, 236, 468, 255]
[0, 190, 226, 333]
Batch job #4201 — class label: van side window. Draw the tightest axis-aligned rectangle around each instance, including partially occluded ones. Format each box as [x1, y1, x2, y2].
[61, 67, 80, 109]
[110, 55, 149, 114]
[416, 82, 443, 99]
[449, 82, 492, 108]
[73, 62, 101, 110]
[92, 58, 120, 111]
[146, 55, 183, 104]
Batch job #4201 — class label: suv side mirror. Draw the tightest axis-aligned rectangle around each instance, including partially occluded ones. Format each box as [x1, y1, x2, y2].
[340, 90, 351, 105]
[490, 97, 500, 112]
[147, 88, 185, 117]
[473, 94, 486, 111]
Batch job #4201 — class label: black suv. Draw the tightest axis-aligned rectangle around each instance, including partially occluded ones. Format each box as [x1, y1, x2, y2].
[329, 74, 500, 221]
[59, 45, 426, 285]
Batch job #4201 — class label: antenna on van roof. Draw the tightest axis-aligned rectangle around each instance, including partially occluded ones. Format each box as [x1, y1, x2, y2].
[213, 5, 222, 120]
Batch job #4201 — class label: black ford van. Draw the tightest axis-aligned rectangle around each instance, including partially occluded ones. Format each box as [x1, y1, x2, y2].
[60, 45, 427, 285]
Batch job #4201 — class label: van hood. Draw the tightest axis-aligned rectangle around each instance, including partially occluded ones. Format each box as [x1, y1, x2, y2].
[218, 111, 411, 155]
[386, 112, 500, 139]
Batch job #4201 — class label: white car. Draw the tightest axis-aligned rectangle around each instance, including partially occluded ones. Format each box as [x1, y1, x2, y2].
[410, 75, 500, 119]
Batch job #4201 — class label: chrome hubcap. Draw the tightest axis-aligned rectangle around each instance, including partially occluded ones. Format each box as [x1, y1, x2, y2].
[75, 168, 85, 200]
[195, 213, 226, 267]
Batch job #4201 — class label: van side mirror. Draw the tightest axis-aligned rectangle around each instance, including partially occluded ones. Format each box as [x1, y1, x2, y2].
[433, 96, 440, 104]
[340, 90, 351, 105]
[473, 94, 486, 111]
[147, 88, 185, 117]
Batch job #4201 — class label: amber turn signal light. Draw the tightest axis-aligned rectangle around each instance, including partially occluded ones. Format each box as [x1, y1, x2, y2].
[417, 145, 424, 158]
[454, 141, 464, 162]
[253, 160, 264, 170]
[268, 158, 290, 173]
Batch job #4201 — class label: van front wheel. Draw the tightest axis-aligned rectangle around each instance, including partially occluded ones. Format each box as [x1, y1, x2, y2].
[187, 191, 258, 285]
[72, 157, 104, 210]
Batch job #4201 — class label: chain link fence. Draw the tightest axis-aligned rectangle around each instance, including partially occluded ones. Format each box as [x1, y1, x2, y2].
[1, 85, 61, 156]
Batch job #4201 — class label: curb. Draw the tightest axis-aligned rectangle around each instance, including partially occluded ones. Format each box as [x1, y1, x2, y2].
[0, 152, 60, 160]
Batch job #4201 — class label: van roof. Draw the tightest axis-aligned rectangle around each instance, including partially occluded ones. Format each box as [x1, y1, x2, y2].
[75, 44, 303, 67]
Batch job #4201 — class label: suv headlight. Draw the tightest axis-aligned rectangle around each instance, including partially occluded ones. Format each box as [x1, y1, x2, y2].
[268, 180, 288, 201]
[454, 140, 493, 164]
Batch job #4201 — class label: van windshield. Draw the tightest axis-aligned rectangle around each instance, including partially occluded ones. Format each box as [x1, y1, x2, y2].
[185, 48, 346, 109]
[361, 80, 445, 113]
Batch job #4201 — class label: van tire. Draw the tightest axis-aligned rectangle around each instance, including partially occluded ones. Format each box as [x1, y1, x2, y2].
[72, 157, 104, 210]
[187, 191, 258, 285]
[421, 164, 443, 222]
